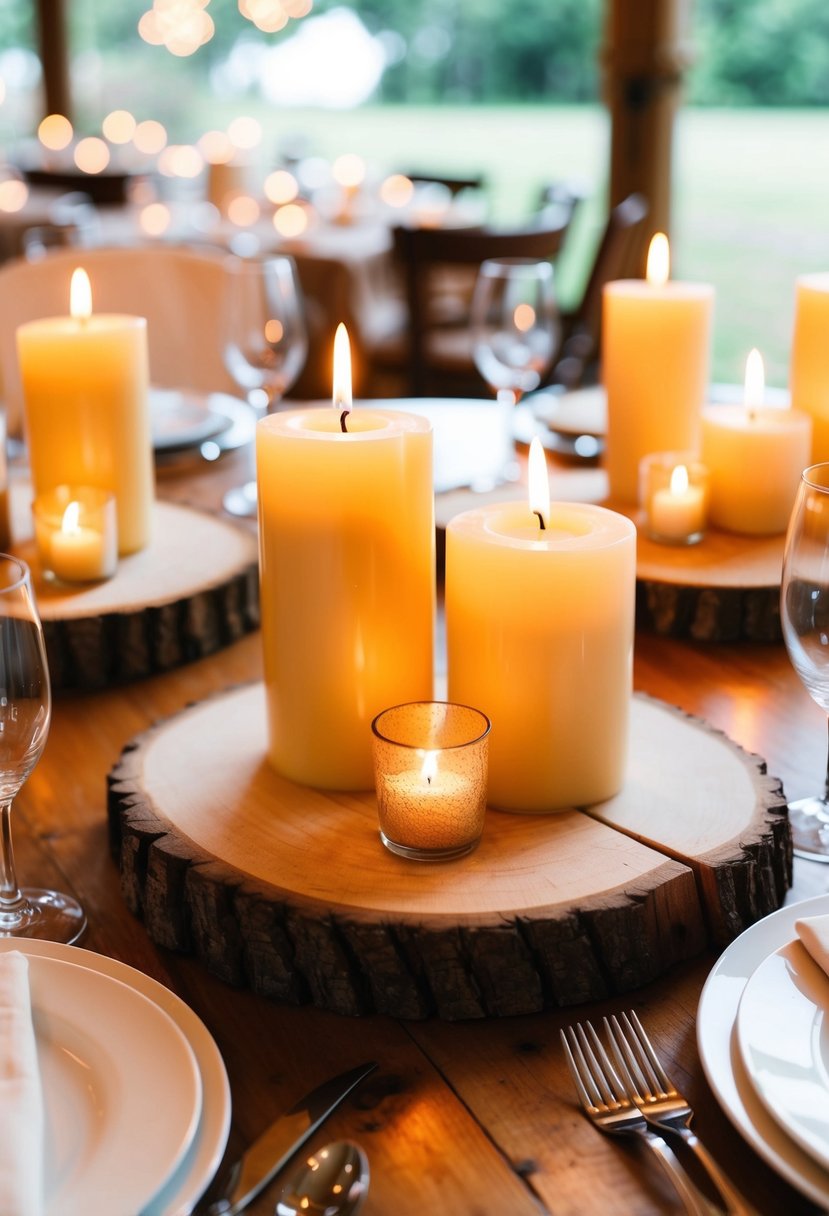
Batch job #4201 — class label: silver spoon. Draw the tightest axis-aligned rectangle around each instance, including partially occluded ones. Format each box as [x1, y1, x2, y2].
[275, 1140, 369, 1216]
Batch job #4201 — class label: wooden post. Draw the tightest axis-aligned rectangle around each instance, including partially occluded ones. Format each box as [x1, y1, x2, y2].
[35, 0, 72, 121]
[600, 0, 694, 275]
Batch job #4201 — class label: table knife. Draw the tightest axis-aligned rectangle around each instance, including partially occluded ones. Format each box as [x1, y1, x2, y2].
[196, 1060, 377, 1215]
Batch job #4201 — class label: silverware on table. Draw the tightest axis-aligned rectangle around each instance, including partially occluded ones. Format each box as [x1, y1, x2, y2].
[561, 1021, 715, 1216]
[275, 1140, 369, 1216]
[605, 1011, 759, 1216]
[196, 1060, 377, 1216]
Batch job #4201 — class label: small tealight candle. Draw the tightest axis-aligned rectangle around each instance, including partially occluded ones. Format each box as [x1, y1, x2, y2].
[372, 701, 490, 861]
[639, 451, 709, 545]
[33, 486, 117, 583]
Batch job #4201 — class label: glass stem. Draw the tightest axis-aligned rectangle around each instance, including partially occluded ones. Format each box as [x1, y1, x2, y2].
[0, 799, 23, 912]
[824, 718, 829, 802]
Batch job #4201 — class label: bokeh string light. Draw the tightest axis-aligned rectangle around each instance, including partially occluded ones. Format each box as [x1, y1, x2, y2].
[138, 0, 313, 56]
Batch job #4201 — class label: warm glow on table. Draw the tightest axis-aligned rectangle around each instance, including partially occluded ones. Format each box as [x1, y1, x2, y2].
[603, 234, 714, 503]
[446, 439, 636, 811]
[257, 327, 435, 790]
[16, 268, 154, 554]
[702, 349, 812, 535]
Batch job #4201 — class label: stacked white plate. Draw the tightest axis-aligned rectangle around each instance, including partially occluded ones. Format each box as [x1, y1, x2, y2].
[0, 939, 231, 1216]
[698, 893, 829, 1208]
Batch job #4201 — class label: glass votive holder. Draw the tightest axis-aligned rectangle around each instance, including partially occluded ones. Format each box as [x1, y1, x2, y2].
[33, 486, 118, 584]
[371, 701, 491, 861]
[639, 451, 710, 546]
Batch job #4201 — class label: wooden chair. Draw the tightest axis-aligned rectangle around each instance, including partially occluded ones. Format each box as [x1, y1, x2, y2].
[377, 204, 574, 397]
[544, 191, 649, 389]
[0, 243, 238, 435]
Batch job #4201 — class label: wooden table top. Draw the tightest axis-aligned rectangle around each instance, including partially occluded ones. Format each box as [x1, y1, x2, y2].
[17, 427, 829, 1216]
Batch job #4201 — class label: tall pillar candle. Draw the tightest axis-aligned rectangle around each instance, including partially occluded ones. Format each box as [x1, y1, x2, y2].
[446, 439, 636, 811]
[603, 233, 714, 503]
[16, 268, 154, 554]
[791, 272, 829, 461]
[702, 349, 812, 534]
[257, 400, 435, 791]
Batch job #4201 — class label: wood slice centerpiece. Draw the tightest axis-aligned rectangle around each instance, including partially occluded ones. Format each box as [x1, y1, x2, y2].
[108, 686, 790, 1021]
[14, 497, 259, 691]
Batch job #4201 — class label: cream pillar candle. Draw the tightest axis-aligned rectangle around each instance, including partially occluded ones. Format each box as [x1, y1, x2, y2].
[791, 272, 829, 461]
[257, 327, 435, 790]
[16, 268, 154, 554]
[702, 349, 812, 535]
[446, 438, 636, 812]
[603, 233, 714, 504]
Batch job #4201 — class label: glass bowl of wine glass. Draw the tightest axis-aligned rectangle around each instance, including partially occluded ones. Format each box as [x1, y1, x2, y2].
[222, 254, 308, 517]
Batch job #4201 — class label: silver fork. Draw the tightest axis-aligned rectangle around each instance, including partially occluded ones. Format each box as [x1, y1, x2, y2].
[561, 1021, 716, 1215]
[605, 1011, 759, 1216]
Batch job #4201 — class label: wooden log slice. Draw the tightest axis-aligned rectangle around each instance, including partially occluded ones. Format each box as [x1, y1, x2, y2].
[107, 686, 790, 1020]
[13, 499, 259, 692]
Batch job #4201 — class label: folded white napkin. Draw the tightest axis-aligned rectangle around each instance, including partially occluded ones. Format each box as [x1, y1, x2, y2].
[796, 913, 829, 977]
[0, 951, 44, 1216]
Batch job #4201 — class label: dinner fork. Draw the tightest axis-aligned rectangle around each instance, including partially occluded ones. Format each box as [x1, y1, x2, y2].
[560, 1021, 716, 1215]
[605, 1011, 759, 1216]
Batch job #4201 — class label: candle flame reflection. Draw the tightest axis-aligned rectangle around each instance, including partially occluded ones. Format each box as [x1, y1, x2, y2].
[646, 233, 670, 287]
[528, 435, 550, 528]
[70, 268, 92, 321]
[61, 501, 81, 535]
[333, 322, 352, 416]
[513, 302, 536, 333]
[743, 348, 765, 417]
[669, 464, 689, 495]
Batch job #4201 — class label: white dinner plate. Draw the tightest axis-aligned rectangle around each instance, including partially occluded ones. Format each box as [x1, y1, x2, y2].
[0, 939, 230, 1216]
[698, 893, 829, 1208]
[2, 948, 202, 1216]
[737, 938, 829, 1173]
[150, 389, 234, 452]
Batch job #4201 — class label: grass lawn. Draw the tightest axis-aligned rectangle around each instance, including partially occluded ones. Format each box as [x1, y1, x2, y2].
[201, 99, 829, 387]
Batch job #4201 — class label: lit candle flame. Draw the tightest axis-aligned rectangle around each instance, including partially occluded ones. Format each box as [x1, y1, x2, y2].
[646, 233, 670, 287]
[669, 464, 689, 495]
[70, 268, 92, 321]
[421, 750, 438, 785]
[743, 347, 764, 419]
[61, 501, 81, 535]
[528, 435, 550, 529]
[333, 322, 352, 426]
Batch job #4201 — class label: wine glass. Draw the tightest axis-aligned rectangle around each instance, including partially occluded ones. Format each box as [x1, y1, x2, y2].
[780, 461, 829, 860]
[470, 257, 560, 482]
[221, 255, 308, 517]
[471, 257, 560, 406]
[0, 555, 85, 942]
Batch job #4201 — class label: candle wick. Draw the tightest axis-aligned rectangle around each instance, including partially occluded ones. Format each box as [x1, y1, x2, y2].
[427, 775, 432, 785]
[340, 410, 349, 433]
[534, 511, 546, 531]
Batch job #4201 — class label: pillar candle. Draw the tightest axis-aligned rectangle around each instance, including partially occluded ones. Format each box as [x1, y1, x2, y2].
[446, 440, 636, 811]
[603, 233, 714, 504]
[257, 339, 435, 790]
[702, 349, 812, 535]
[791, 272, 829, 461]
[16, 268, 154, 554]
